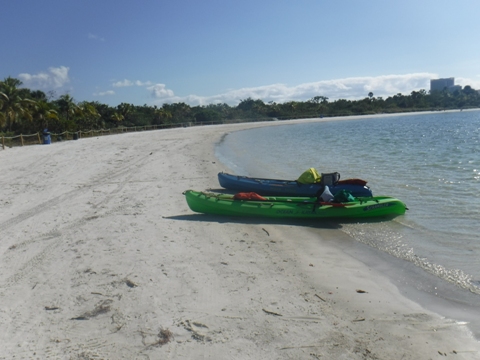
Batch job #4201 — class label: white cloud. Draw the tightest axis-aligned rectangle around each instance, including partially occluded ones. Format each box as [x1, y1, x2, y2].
[211, 73, 437, 103]
[154, 73, 441, 106]
[135, 80, 152, 86]
[103, 73, 479, 107]
[88, 33, 105, 42]
[112, 79, 154, 88]
[113, 79, 134, 87]
[93, 90, 115, 96]
[18, 66, 70, 89]
[454, 76, 480, 90]
[148, 83, 175, 99]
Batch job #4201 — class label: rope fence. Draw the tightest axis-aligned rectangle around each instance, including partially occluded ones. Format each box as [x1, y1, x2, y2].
[0, 117, 273, 150]
[0, 122, 206, 150]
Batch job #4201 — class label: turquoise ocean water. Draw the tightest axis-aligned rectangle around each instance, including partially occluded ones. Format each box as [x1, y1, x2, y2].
[215, 110, 480, 330]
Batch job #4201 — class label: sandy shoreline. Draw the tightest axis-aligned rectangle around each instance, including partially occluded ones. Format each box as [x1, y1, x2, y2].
[1, 117, 479, 359]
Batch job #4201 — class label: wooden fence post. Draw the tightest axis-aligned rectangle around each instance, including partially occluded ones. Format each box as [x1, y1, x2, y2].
[37, 132, 41, 144]
[21, 135, 24, 146]
[2, 136, 4, 150]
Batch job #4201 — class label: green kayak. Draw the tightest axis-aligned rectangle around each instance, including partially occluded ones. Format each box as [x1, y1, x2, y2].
[184, 190, 407, 219]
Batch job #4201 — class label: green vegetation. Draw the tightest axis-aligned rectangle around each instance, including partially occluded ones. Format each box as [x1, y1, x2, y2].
[1, 76, 479, 136]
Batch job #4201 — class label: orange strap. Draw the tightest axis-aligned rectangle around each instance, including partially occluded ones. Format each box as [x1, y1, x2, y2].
[233, 192, 267, 201]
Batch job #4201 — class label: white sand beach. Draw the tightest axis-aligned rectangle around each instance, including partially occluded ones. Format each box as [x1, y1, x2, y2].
[1, 118, 479, 359]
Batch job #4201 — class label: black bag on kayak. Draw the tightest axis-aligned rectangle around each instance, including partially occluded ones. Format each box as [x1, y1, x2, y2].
[320, 172, 340, 186]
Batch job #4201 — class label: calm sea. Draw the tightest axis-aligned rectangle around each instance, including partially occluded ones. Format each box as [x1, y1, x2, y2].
[215, 110, 480, 302]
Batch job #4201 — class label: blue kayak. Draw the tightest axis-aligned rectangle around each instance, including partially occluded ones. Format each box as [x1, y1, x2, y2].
[218, 172, 373, 197]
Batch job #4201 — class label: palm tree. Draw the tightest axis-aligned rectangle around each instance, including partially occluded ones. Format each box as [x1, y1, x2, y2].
[152, 106, 172, 125]
[117, 103, 132, 123]
[56, 94, 80, 122]
[0, 92, 6, 128]
[78, 101, 101, 129]
[32, 100, 58, 129]
[170, 102, 192, 123]
[110, 112, 124, 123]
[285, 101, 298, 117]
[0, 77, 36, 131]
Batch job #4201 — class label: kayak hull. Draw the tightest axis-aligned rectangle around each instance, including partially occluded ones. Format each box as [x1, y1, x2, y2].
[218, 172, 373, 197]
[184, 190, 407, 219]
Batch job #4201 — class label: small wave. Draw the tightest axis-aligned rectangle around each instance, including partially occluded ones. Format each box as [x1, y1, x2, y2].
[341, 222, 480, 295]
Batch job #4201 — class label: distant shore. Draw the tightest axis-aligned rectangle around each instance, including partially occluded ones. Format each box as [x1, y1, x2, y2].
[2, 107, 480, 152]
[0, 116, 478, 358]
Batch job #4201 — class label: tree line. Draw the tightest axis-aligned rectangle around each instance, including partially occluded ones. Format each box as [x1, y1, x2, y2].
[1, 76, 479, 136]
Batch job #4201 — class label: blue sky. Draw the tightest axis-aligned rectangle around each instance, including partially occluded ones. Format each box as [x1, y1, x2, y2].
[2, 0, 480, 107]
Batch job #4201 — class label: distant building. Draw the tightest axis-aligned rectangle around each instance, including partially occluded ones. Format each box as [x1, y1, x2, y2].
[430, 77, 459, 92]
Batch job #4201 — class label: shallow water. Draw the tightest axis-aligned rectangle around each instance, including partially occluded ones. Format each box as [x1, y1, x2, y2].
[215, 111, 480, 297]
